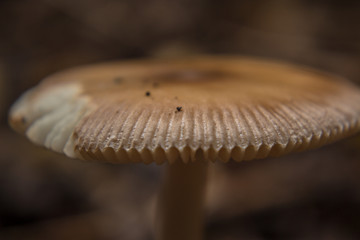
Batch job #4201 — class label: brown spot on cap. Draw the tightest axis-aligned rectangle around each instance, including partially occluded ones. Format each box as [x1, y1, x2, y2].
[21, 117, 27, 124]
[113, 77, 123, 84]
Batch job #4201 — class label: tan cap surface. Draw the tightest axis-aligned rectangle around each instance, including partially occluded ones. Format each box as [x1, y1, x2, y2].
[9, 56, 360, 164]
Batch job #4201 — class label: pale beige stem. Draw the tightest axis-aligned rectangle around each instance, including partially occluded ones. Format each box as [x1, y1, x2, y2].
[157, 160, 208, 240]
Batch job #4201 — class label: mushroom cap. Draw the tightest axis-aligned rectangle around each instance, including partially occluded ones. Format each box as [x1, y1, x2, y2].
[9, 56, 360, 164]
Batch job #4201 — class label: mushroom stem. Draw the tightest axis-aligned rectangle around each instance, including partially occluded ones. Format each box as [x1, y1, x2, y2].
[157, 160, 208, 240]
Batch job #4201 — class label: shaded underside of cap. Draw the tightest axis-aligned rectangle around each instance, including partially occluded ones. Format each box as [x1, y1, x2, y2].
[9, 56, 360, 164]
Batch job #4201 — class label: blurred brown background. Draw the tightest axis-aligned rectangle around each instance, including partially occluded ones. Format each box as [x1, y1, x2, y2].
[1, 0, 360, 239]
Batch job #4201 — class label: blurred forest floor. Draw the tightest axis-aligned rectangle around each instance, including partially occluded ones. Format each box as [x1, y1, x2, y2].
[1, 0, 360, 239]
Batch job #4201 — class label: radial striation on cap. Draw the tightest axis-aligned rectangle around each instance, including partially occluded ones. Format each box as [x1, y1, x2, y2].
[9, 57, 360, 164]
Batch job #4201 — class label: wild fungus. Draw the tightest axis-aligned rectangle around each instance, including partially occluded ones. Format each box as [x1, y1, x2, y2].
[9, 56, 360, 240]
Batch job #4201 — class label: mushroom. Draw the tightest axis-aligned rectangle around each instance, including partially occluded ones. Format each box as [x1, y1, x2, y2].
[9, 56, 360, 240]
